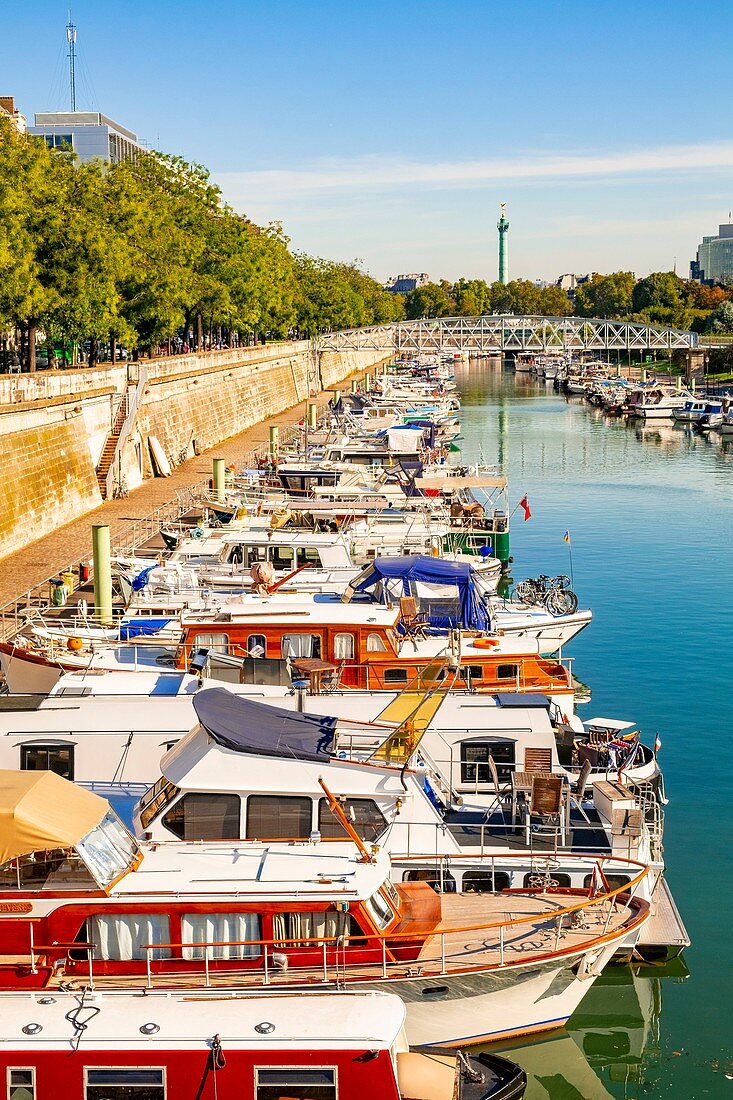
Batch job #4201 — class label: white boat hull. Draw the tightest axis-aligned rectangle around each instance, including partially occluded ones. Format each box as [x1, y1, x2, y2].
[492, 608, 593, 653]
[375, 944, 619, 1047]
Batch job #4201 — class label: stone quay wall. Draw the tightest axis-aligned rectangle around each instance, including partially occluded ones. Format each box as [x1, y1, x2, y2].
[0, 342, 390, 562]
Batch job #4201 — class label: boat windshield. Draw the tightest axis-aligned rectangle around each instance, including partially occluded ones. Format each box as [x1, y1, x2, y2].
[365, 879, 398, 930]
[76, 810, 140, 888]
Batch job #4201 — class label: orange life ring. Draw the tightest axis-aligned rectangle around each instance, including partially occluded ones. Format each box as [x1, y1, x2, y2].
[472, 637, 500, 649]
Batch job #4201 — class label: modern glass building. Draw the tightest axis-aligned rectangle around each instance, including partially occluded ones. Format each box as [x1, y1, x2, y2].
[28, 112, 144, 164]
[691, 223, 733, 285]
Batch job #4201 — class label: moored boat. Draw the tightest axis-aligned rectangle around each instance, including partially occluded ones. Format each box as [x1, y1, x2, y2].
[0, 770, 649, 1048]
[0, 988, 527, 1100]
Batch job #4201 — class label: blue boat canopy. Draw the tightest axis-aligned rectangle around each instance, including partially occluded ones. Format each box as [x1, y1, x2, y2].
[193, 688, 336, 761]
[346, 554, 491, 632]
[119, 618, 172, 640]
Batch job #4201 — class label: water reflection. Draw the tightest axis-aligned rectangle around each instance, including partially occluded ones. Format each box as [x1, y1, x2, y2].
[489, 962, 689, 1100]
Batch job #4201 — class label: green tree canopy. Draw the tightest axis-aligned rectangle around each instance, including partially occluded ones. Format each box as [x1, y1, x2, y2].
[574, 272, 635, 318]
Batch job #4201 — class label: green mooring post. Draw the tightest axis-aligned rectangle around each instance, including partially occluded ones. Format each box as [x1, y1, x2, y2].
[307, 403, 318, 430]
[676, 374, 682, 392]
[691, 376, 696, 392]
[351, 378, 358, 393]
[332, 389, 341, 407]
[641, 368, 647, 383]
[213, 458, 226, 503]
[364, 373, 371, 393]
[92, 524, 113, 625]
[269, 426, 279, 463]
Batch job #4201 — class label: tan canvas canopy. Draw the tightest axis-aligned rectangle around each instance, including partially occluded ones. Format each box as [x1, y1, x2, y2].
[414, 475, 507, 490]
[0, 770, 108, 864]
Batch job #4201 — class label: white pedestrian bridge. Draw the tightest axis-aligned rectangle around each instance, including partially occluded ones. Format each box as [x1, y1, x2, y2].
[317, 315, 698, 354]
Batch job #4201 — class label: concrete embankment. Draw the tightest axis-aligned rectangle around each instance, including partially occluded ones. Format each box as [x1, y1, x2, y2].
[0, 341, 388, 567]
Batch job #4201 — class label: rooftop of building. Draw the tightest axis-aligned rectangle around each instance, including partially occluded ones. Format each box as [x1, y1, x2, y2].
[32, 111, 139, 143]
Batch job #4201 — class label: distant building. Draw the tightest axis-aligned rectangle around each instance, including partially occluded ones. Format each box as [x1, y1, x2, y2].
[28, 111, 144, 164]
[0, 97, 27, 133]
[554, 273, 596, 300]
[690, 222, 733, 285]
[385, 273, 430, 294]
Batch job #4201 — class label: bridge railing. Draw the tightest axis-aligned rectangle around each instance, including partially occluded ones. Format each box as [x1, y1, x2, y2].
[317, 315, 698, 354]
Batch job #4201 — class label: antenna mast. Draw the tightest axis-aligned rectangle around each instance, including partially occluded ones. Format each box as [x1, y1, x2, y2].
[66, 14, 77, 112]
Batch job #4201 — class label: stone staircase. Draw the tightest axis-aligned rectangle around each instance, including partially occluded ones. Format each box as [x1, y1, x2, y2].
[96, 390, 130, 497]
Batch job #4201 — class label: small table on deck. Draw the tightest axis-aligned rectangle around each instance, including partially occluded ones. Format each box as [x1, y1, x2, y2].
[292, 658, 339, 694]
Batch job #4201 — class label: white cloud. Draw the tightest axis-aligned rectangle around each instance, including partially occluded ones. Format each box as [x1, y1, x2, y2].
[216, 141, 733, 203]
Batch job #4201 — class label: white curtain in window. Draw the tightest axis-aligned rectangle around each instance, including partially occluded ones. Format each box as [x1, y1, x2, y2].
[366, 633, 387, 653]
[275, 910, 349, 947]
[281, 634, 315, 658]
[90, 914, 170, 961]
[333, 633, 354, 660]
[181, 912, 261, 960]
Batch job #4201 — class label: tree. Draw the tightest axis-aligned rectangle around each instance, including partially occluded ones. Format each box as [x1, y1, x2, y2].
[632, 271, 684, 314]
[706, 300, 733, 334]
[453, 278, 491, 316]
[404, 282, 453, 319]
[537, 285, 572, 316]
[684, 281, 729, 311]
[574, 272, 635, 318]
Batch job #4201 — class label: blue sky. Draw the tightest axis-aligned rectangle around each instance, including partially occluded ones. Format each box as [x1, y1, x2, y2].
[3, 0, 732, 282]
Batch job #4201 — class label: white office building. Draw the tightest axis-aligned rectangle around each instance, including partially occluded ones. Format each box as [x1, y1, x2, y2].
[28, 112, 145, 164]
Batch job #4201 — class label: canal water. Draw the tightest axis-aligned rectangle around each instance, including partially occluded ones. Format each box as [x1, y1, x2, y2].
[455, 362, 732, 1099]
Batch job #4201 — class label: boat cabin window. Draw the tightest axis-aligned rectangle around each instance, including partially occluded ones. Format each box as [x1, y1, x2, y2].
[272, 908, 350, 947]
[139, 778, 181, 830]
[0, 850, 97, 891]
[19, 743, 74, 779]
[255, 1069, 336, 1100]
[383, 668, 408, 685]
[162, 793, 241, 841]
[582, 873, 631, 891]
[246, 795, 312, 840]
[402, 868, 456, 893]
[437, 665, 484, 684]
[88, 913, 171, 961]
[271, 545, 294, 567]
[364, 883, 396, 929]
[460, 740, 516, 784]
[8, 1069, 35, 1100]
[85, 1069, 165, 1100]
[192, 632, 229, 655]
[281, 634, 321, 659]
[76, 811, 140, 888]
[226, 544, 245, 564]
[366, 632, 387, 652]
[497, 664, 519, 681]
[295, 546, 322, 568]
[181, 912, 261, 959]
[333, 632, 355, 660]
[318, 797, 387, 842]
[463, 871, 510, 893]
[247, 634, 267, 657]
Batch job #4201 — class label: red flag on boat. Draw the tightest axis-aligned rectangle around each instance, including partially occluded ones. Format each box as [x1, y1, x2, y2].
[519, 495, 532, 521]
[589, 861, 610, 898]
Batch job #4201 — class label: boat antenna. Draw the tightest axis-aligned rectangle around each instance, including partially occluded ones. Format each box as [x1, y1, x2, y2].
[66, 12, 78, 112]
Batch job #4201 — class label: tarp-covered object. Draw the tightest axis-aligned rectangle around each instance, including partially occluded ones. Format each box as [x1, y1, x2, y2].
[348, 555, 491, 632]
[193, 688, 337, 761]
[119, 618, 172, 641]
[0, 770, 108, 864]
